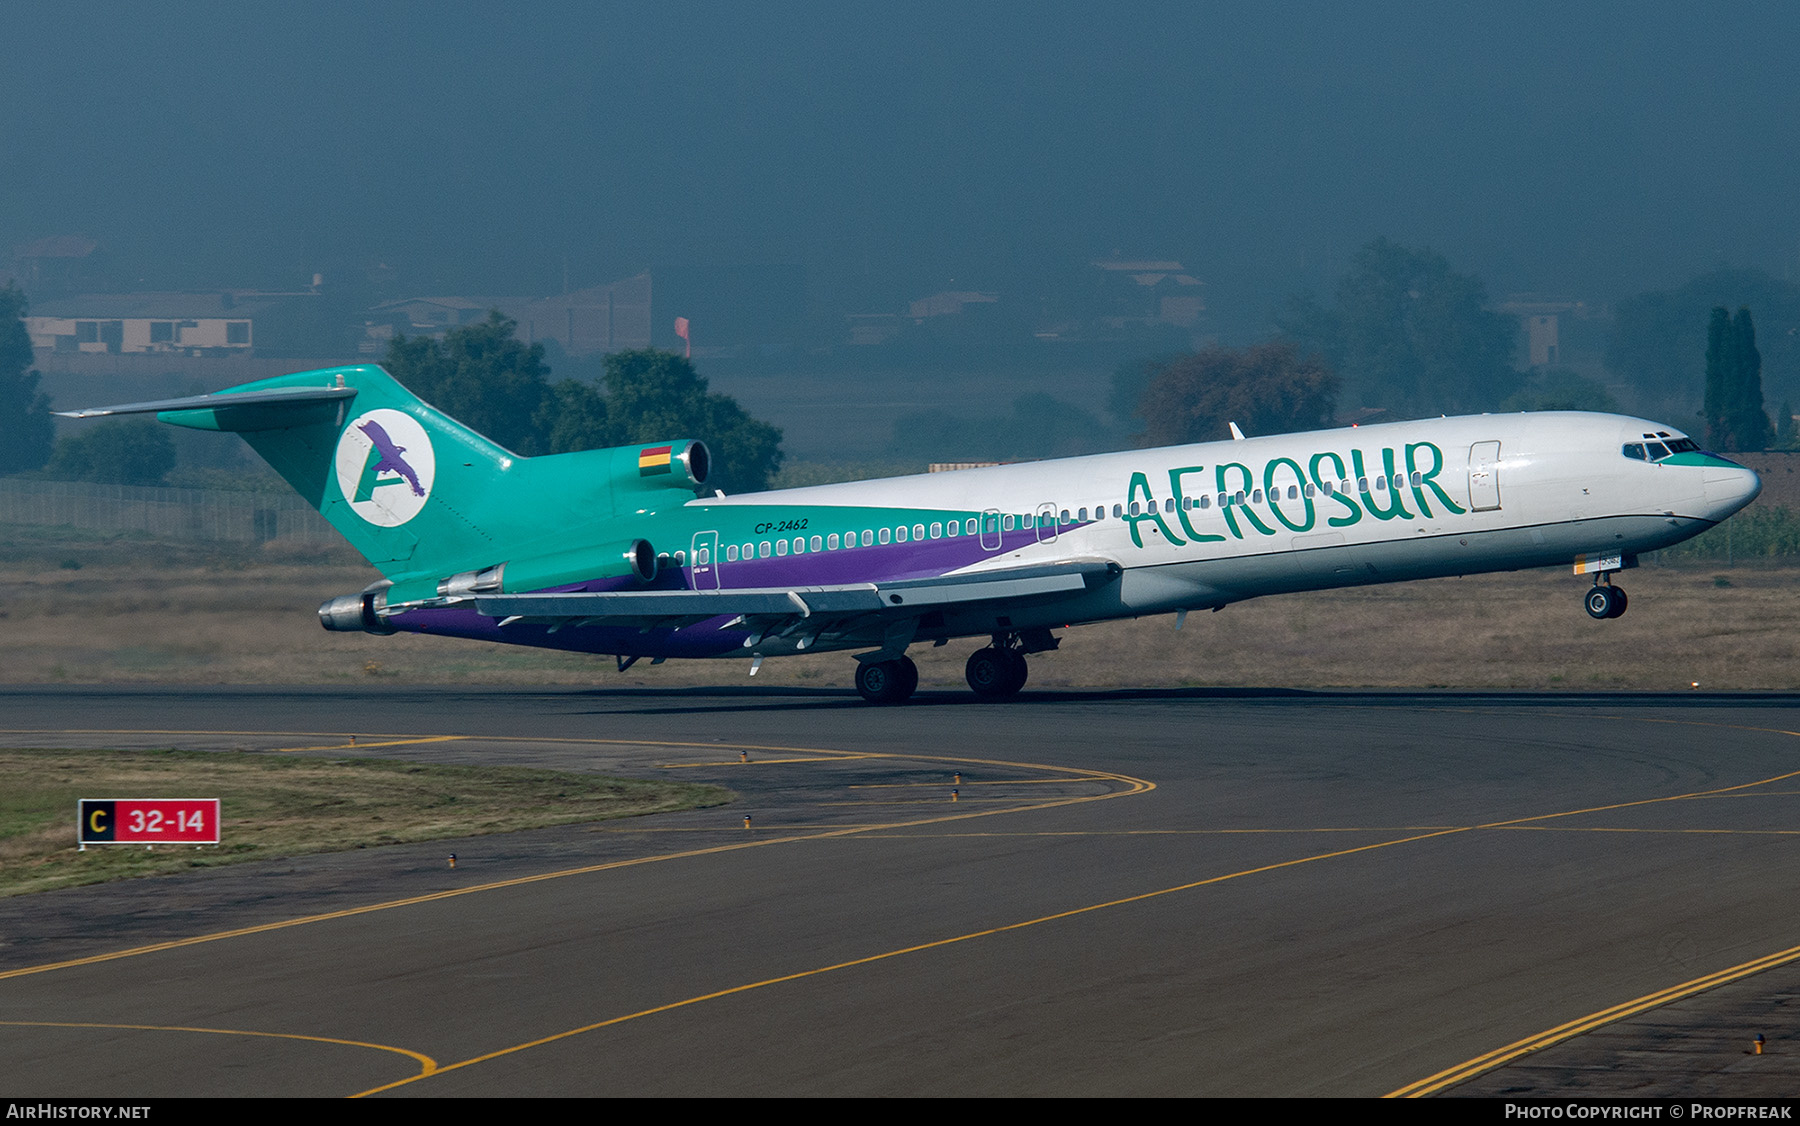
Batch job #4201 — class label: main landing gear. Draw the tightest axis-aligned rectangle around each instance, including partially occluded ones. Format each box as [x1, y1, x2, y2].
[855, 655, 918, 704]
[853, 630, 1056, 705]
[1584, 578, 1628, 620]
[964, 646, 1028, 699]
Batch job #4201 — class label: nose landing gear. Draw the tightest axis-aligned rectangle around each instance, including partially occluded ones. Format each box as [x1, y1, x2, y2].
[1585, 580, 1628, 619]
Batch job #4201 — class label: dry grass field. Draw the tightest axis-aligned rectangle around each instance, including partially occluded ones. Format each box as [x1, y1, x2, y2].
[4, 526, 1796, 693]
[0, 748, 731, 897]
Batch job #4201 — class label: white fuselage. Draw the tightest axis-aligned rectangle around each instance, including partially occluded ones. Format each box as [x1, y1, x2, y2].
[685, 411, 1760, 651]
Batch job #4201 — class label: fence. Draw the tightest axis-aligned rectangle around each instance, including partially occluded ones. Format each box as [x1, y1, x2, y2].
[0, 478, 339, 544]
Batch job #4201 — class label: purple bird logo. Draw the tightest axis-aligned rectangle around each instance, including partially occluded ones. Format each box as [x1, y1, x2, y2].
[354, 419, 426, 500]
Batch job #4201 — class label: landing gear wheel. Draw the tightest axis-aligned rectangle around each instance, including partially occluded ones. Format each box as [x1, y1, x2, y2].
[966, 647, 1027, 700]
[1585, 585, 1623, 620]
[1000, 648, 1028, 694]
[856, 656, 918, 704]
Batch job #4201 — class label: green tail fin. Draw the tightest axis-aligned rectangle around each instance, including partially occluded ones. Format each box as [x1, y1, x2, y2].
[144, 365, 709, 582]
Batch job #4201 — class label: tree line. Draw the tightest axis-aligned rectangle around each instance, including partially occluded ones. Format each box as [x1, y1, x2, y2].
[0, 302, 784, 493]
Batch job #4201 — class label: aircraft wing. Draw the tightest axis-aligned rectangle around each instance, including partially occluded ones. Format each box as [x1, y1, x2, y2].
[463, 559, 1121, 645]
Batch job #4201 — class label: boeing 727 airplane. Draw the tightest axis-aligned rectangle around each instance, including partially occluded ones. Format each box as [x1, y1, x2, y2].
[60, 363, 1762, 703]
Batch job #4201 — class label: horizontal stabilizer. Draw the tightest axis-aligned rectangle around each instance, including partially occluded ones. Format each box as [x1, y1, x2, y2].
[55, 385, 357, 420]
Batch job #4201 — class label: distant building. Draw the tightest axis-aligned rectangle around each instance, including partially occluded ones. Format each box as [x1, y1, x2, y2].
[909, 291, 999, 320]
[1494, 297, 1590, 369]
[361, 296, 517, 355]
[506, 273, 653, 357]
[1089, 257, 1205, 329]
[26, 293, 266, 355]
[362, 266, 806, 359]
[845, 313, 902, 346]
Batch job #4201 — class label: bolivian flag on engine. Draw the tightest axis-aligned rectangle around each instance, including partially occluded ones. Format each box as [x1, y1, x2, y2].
[638, 445, 673, 476]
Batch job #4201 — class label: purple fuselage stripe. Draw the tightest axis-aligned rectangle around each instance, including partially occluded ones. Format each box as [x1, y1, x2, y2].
[383, 523, 1096, 658]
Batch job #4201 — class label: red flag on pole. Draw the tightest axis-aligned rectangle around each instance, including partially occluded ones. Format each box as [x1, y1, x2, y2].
[674, 317, 691, 359]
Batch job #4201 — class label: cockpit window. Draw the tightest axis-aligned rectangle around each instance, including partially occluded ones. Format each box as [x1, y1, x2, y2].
[1624, 437, 1701, 462]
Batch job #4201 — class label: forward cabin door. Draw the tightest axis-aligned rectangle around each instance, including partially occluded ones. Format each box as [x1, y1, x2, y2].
[690, 531, 720, 590]
[1468, 442, 1502, 512]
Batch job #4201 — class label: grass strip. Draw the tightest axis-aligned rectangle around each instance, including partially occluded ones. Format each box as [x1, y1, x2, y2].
[0, 748, 733, 898]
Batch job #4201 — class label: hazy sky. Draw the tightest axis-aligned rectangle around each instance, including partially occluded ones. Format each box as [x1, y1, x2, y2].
[8, 2, 1799, 332]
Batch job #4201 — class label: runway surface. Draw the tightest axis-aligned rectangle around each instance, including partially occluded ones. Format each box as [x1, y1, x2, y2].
[3, 684, 1800, 1097]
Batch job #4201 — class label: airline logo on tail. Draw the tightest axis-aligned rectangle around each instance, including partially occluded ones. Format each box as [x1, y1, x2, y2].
[334, 409, 436, 526]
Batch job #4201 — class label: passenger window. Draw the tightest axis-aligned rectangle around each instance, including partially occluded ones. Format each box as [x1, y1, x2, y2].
[896, 525, 909, 543]
[810, 535, 822, 551]
[879, 527, 891, 544]
[1003, 514, 1015, 531]
[1303, 483, 1315, 498]
[775, 540, 788, 556]
[931, 522, 942, 538]
[1251, 490, 1263, 504]
[759, 541, 772, 558]
[828, 533, 840, 549]
[1357, 477, 1369, 492]
[1112, 505, 1123, 518]
[964, 518, 977, 534]
[914, 523, 925, 540]
[1199, 494, 1211, 510]
[793, 537, 805, 553]
[1060, 510, 1071, 523]
[727, 545, 738, 561]
[946, 521, 959, 537]
[1408, 473, 1420, 487]
[1234, 491, 1246, 505]
[861, 530, 874, 546]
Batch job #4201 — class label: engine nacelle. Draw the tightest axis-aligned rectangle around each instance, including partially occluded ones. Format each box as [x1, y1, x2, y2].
[453, 539, 659, 594]
[318, 588, 397, 634]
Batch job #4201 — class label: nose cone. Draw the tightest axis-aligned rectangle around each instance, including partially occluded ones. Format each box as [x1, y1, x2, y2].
[1703, 463, 1762, 518]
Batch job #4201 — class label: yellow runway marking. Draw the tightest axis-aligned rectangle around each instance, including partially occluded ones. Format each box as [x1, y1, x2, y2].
[1498, 825, 1800, 836]
[659, 754, 875, 767]
[352, 824, 1468, 1097]
[0, 1020, 436, 1078]
[272, 736, 465, 753]
[11, 714, 1800, 1097]
[358, 756, 1800, 1095]
[1387, 939, 1800, 1097]
[0, 732, 1150, 986]
[1381, 714, 1800, 1098]
[849, 778, 1088, 788]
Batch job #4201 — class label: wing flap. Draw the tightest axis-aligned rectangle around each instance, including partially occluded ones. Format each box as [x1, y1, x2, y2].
[463, 560, 1120, 628]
